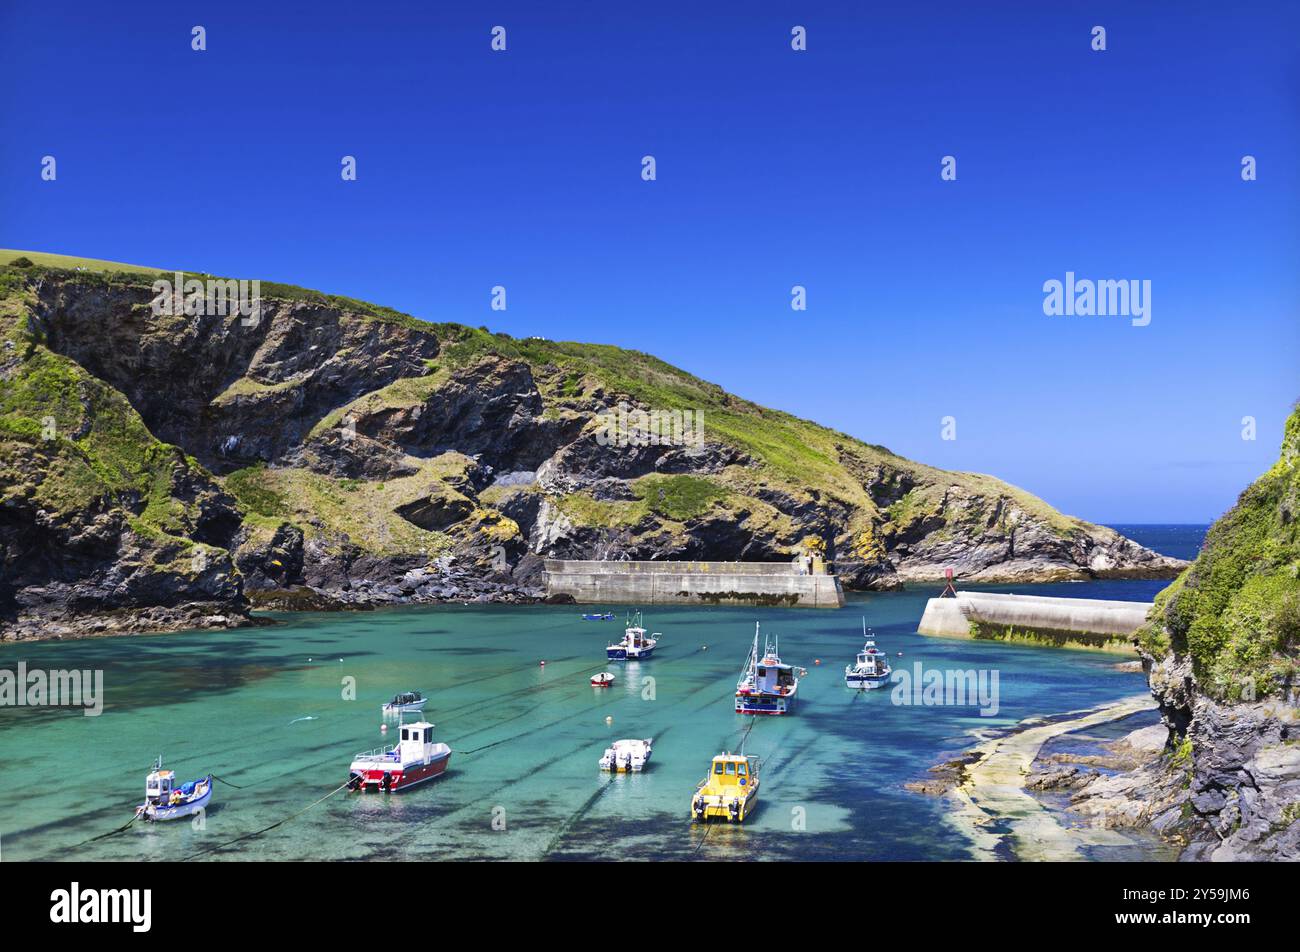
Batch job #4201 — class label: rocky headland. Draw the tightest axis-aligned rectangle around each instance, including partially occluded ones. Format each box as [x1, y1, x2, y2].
[0, 251, 1183, 640]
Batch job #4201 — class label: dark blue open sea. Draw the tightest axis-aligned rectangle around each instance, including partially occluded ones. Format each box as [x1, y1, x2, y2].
[0, 525, 1205, 861]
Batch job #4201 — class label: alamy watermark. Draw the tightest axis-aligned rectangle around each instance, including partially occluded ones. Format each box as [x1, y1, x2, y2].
[150, 272, 261, 326]
[1, 662, 103, 716]
[594, 402, 704, 448]
[1042, 271, 1150, 327]
[890, 663, 999, 717]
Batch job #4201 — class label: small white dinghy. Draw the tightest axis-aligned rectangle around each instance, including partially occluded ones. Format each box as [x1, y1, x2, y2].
[382, 690, 427, 715]
[135, 757, 212, 822]
[590, 672, 616, 687]
[599, 738, 653, 772]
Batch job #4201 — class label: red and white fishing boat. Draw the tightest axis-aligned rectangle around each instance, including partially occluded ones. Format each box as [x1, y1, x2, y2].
[347, 721, 451, 793]
[591, 672, 615, 687]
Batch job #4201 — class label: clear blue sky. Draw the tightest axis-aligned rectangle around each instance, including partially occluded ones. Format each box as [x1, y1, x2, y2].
[2, 1, 1296, 524]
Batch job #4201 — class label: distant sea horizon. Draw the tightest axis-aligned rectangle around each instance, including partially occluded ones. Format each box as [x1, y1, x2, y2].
[1103, 524, 1209, 563]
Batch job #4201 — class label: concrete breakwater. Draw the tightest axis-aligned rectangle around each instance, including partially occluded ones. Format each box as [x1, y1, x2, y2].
[542, 560, 845, 608]
[917, 591, 1154, 652]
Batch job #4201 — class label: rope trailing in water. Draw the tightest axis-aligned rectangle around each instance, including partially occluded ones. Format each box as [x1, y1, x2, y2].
[186, 780, 353, 860]
[74, 812, 139, 847]
[210, 774, 247, 789]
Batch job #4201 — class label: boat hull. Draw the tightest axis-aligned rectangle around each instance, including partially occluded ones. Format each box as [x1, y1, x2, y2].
[606, 646, 655, 660]
[734, 692, 795, 715]
[845, 673, 890, 690]
[139, 780, 212, 821]
[691, 786, 759, 822]
[351, 751, 451, 793]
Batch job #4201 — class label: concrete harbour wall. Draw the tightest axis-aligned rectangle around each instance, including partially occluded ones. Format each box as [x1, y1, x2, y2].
[543, 560, 845, 608]
[918, 591, 1153, 652]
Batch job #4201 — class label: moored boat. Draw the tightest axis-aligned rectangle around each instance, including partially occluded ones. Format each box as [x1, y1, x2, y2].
[382, 690, 427, 715]
[734, 623, 798, 715]
[845, 619, 892, 689]
[599, 737, 653, 772]
[348, 721, 451, 793]
[135, 757, 212, 822]
[583, 612, 615, 621]
[606, 611, 659, 660]
[691, 752, 759, 822]
[591, 672, 616, 687]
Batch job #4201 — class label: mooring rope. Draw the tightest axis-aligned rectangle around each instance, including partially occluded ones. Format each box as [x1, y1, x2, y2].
[185, 780, 353, 860]
[73, 812, 138, 847]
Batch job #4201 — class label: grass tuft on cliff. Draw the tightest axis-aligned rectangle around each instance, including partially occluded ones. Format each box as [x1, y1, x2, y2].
[1138, 405, 1300, 700]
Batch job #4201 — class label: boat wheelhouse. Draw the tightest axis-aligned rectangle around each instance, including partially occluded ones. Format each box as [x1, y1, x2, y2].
[734, 623, 798, 715]
[691, 752, 760, 822]
[348, 720, 451, 793]
[135, 757, 212, 822]
[606, 611, 659, 660]
[845, 620, 892, 690]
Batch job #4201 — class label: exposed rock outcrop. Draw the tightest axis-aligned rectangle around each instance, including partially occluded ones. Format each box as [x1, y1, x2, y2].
[1065, 405, 1300, 860]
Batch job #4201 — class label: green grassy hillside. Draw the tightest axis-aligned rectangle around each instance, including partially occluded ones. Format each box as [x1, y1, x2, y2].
[1138, 406, 1300, 699]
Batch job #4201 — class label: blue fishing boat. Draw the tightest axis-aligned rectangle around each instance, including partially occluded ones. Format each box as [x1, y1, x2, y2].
[582, 612, 615, 621]
[134, 757, 213, 821]
[606, 611, 659, 660]
[734, 624, 799, 715]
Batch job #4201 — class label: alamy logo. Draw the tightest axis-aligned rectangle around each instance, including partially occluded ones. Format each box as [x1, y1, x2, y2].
[150, 271, 261, 325]
[594, 402, 704, 448]
[0, 662, 103, 716]
[890, 663, 1000, 717]
[50, 883, 151, 932]
[1042, 272, 1151, 327]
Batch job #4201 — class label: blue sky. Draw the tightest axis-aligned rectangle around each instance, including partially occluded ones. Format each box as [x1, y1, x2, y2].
[2, 1, 1296, 523]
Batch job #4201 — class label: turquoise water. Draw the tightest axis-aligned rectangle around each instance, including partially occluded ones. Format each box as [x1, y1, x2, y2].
[0, 526, 1204, 862]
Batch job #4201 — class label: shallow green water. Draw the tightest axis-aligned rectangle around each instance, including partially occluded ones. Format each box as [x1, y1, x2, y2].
[0, 584, 1162, 862]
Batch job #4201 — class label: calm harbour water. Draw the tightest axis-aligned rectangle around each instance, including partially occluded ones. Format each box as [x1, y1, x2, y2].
[0, 526, 1203, 861]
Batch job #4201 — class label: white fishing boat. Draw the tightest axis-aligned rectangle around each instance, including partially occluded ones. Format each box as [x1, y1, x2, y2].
[599, 738, 653, 772]
[845, 619, 892, 690]
[734, 623, 799, 715]
[382, 690, 427, 715]
[590, 672, 616, 687]
[606, 611, 659, 660]
[135, 757, 212, 822]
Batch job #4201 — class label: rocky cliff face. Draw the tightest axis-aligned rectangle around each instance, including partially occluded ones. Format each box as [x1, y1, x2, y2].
[0, 254, 1184, 639]
[1068, 406, 1300, 860]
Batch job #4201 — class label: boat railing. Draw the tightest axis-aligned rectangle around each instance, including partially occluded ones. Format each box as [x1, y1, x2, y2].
[354, 743, 399, 759]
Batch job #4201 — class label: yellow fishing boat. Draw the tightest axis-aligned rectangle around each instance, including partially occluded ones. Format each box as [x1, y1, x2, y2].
[690, 752, 760, 823]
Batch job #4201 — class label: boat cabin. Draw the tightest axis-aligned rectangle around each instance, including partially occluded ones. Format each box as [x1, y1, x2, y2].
[753, 656, 797, 695]
[145, 768, 175, 802]
[398, 721, 437, 761]
[710, 754, 757, 788]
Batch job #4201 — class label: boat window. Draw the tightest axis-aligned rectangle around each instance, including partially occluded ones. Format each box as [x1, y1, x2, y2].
[725, 762, 736, 775]
[401, 729, 409, 741]
[424, 728, 431, 743]
[757, 667, 767, 677]
[714, 762, 724, 775]
[737, 764, 747, 776]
